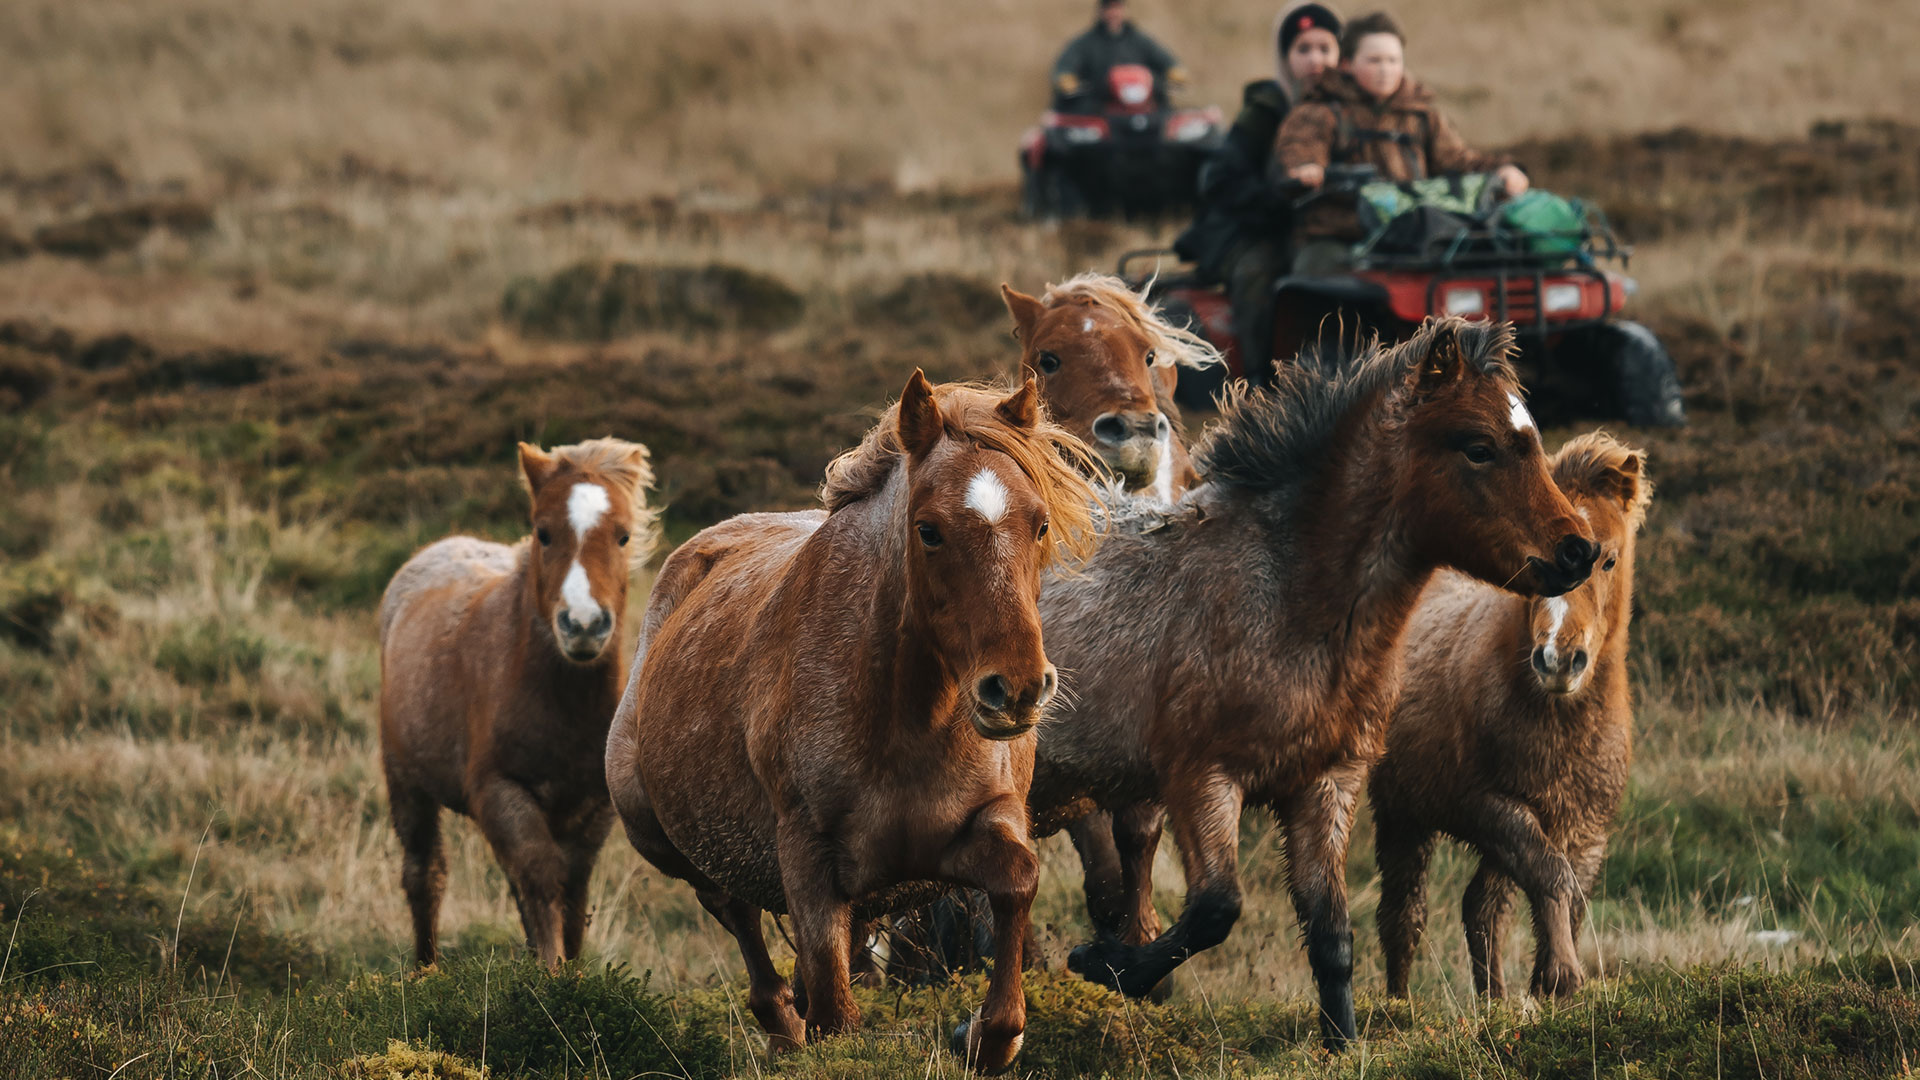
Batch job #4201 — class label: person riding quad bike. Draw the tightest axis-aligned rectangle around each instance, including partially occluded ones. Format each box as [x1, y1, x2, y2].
[1277, 12, 1530, 273]
[1175, 3, 1344, 377]
[1051, 0, 1189, 113]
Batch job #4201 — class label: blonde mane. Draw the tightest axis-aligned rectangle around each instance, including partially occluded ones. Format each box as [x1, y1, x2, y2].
[1552, 431, 1653, 527]
[1040, 272, 1223, 371]
[541, 437, 661, 568]
[821, 382, 1102, 565]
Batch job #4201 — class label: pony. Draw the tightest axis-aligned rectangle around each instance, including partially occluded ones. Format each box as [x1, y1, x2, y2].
[379, 437, 655, 970]
[1027, 318, 1599, 1049]
[604, 372, 1098, 1071]
[1370, 432, 1651, 1000]
[1000, 273, 1219, 505]
[999, 273, 1220, 956]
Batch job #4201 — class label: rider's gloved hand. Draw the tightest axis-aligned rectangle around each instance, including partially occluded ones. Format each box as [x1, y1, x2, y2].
[1055, 72, 1082, 97]
[1166, 66, 1191, 88]
[1496, 164, 1530, 196]
[1290, 163, 1325, 188]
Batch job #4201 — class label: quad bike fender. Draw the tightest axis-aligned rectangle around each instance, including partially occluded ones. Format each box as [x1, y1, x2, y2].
[1272, 274, 1391, 310]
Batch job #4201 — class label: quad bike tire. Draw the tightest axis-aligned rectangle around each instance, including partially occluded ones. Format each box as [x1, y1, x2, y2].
[1021, 160, 1086, 222]
[1582, 320, 1687, 428]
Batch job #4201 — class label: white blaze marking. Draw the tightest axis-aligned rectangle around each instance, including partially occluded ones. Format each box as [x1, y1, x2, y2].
[1507, 392, 1536, 433]
[1152, 431, 1174, 505]
[1540, 595, 1570, 667]
[561, 561, 600, 626]
[1081, 316, 1094, 333]
[965, 468, 1010, 524]
[567, 481, 610, 538]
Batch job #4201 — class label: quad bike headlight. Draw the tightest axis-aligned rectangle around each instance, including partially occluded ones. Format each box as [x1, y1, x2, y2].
[1543, 283, 1585, 313]
[1442, 287, 1485, 316]
[1169, 115, 1214, 142]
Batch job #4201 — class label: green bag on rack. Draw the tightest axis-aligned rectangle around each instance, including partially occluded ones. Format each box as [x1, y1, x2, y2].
[1500, 190, 1589, 256]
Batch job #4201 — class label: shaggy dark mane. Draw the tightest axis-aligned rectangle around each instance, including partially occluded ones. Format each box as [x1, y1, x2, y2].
[1194, 318, 1518, 491]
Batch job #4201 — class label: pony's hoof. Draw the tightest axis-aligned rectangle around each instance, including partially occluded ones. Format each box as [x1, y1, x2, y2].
[1068, 939, 1161, 999]
[951, 1011, 1023, 1074]
[1531, 957, 1585, 998]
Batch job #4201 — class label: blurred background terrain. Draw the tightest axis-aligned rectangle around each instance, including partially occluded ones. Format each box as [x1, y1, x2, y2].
[1, 1, 1917, 1076]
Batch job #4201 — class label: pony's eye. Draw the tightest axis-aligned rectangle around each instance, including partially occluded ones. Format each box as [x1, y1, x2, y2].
[1603, 556, 1617, 571]
[1143, 349, 1157, 368]
[916, 522, 944, 548]
[1463, 444, 1495, 464]
[618, 533, 630, 547]
[537, 527, 552, 546]
[1037, 519, 1050, 541]
[1037, 351, 1061, 375]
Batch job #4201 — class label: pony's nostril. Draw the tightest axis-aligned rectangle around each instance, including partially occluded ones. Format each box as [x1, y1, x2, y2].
[556, 609, 578, 634]
[1037, 667, 1058, 705]
[588, 607, 612, 636]
[1555, 535, 1598, 576]
[1570, 650, 1589, 672]
[1092, 414, 1129, 446]
[1531, 646, 1551, 675]
[1154, 413, 1170, 438]
[976, 674, 1011, 712]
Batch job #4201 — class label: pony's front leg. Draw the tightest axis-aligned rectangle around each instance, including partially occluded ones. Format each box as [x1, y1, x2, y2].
[472, 777, 567, 970]
[941, 795, 1037, 1074]
[1460, 794, 1583, 998]
[1278, 759, 1366, 1050]
[1068, 770, 1244, 998]
[776, 822, 860, 1039]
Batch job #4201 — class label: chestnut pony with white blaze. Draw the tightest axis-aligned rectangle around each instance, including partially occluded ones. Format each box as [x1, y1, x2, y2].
[1371, 432, 1652, 1000]
[1030, 319, 1598, 1049]
[1001, 273, 1219, 504]
[379, 438, 655, 970]
[605, 373, 1097, 1071]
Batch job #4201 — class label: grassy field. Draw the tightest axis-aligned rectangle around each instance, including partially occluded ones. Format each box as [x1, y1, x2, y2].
[2, 0, 1918, 1076]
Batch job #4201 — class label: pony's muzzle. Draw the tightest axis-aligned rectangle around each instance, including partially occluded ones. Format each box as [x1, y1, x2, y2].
[555, 605, 614, 660]
[1529, 535, 1599, 596]
[970, 665, 1056, 740]
[1530, 643, 1590, 694]
[1092, 411, 1171, 483]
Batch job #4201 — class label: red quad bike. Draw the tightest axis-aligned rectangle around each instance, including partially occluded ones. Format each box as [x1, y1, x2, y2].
[1125, 164, 1688, 428]
[1019, 63, 1224, 221]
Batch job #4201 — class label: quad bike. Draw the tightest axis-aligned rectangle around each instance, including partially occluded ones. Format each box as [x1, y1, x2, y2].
[1019, 63, 1224, 221]
[1124, 165, 1688, 428]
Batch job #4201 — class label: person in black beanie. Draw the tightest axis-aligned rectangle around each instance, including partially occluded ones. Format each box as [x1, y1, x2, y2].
[1175, 3, 1341, 384]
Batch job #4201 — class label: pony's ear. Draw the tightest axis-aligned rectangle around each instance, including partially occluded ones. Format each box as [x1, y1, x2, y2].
[1597, 448, 1648, 513]
[1001, 284, 1045, 342]
[897, 369, 944, 458]
[1409, 320, 1466, 397]
[996, 376, 1040, 430]
[518, 442, 557, 495]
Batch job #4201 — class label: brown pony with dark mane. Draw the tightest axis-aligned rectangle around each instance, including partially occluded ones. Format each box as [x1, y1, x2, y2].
[1001, 272, 1219, 504]
[604, 372, 1097, 1071]
[1371, 432, 1651, 1000]
[379, 437, 655, 970]
[1029, 319, 1598, 1049]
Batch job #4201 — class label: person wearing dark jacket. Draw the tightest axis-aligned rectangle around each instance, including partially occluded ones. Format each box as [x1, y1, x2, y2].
[1174, 3, 1342, 382]
[1051, 0, 1188, 113]
[1276, 12, 1527, 273]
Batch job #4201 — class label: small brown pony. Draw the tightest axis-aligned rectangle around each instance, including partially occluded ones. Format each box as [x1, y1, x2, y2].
[1001, 273, 1219, 504]
[604, 372, 1097, 1071]
[1029, 319, 1598, 1049]
[1370, 432, 1651, 999]
[379, 438, 655, 970]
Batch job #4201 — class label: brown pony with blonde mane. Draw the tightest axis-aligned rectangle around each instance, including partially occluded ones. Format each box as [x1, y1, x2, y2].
[1028, 319, 1599, 1050]
[380, 437, 655, 971]
[1371, 432, 1651, 1000]
[1002, 272, 1220, 504]
[605, 372, 1097, 1071]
